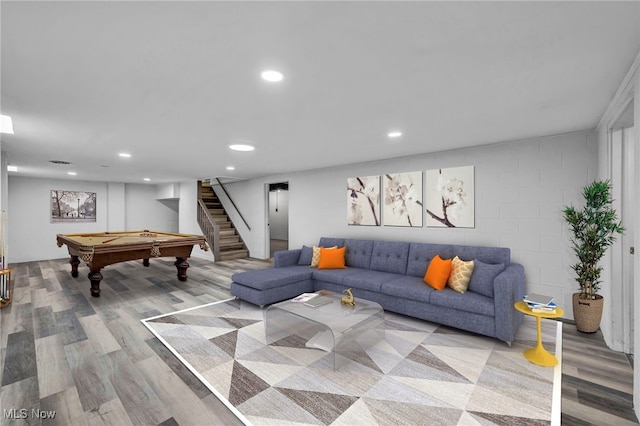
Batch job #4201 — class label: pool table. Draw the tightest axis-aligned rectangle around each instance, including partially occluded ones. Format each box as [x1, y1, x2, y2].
[56, 230, 209, 297]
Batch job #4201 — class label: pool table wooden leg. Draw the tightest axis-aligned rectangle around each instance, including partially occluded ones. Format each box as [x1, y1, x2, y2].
[88, 268, 103, 297]
[143, 258, 150, 267]
[174, 257, 189, 281]
[70, 255, 80, 278]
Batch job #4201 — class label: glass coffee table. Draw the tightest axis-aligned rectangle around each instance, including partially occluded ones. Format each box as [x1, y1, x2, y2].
[265, 292, 385, 369]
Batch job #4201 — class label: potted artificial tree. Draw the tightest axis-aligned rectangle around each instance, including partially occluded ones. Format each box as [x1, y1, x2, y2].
[563, 180, 624, 333]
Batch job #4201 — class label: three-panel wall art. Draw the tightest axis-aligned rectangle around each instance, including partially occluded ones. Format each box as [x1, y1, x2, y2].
[347, 166, 474, 228]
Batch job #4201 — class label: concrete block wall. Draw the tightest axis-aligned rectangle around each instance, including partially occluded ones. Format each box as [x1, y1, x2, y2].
[223, 130, 597, 318]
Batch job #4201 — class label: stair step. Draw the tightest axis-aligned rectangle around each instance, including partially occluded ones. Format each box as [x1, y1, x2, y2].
[218, 249, 249, 261]
[220, 241, 245, 250]
[199, 181, 248, 262]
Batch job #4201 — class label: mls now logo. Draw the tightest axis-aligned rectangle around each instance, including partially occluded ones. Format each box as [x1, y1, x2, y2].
[4, 409, 56, 419]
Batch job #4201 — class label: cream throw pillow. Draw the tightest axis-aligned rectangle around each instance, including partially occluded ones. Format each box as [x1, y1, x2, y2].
[447, 256, 475, 293]
[310, 245, 338, 267]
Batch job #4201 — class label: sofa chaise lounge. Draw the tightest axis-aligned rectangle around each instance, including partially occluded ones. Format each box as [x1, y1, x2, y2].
[230, 237, 526, 344]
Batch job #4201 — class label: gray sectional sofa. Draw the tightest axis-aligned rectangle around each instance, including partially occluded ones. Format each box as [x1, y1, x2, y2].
[230, 237, 526, 344]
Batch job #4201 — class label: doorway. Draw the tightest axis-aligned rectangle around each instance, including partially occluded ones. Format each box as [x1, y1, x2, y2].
[267, 182, 289, 257]
[611, 100, 635, 354]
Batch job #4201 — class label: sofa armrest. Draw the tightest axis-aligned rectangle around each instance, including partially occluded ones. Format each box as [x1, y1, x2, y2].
[493, 263, 526, 343]
[274, 249, 302, 267]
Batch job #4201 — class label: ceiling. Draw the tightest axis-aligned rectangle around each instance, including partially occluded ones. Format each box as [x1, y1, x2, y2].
[1, 1, 639, 184]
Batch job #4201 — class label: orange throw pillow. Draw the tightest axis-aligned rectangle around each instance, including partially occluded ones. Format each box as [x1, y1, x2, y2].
[310, 245, 337, 267]
[424, 255, 452, 290]
[318, 246, 347, 269]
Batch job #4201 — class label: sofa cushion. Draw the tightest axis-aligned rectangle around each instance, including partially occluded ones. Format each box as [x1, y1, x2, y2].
[318, 237, 345, 248]
[312, 267, 366, 285]
[406, 243, 455, 277]
[232, 266, 313, 291]
[318, 247, 347, 269]
[430, 288, 495, 317]
[380, 275, 435, 303]
[468, 260, 505, 298]
[275, 249, 302, 268]
[298, 245, 313, 265]
[406, 242, 511, 278]
[342, 270, 404, 293]
[448, 256, 475, 293]
[344, 239, 374, 269]
[464, 246, 510, 265]
[369, 240, 410, 274]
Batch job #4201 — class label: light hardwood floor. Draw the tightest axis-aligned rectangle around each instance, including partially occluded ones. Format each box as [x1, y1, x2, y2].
[0, 257, 637, 425]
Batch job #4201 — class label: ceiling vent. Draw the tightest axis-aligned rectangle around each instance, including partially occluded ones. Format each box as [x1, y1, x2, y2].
[49, 160, 72, 165]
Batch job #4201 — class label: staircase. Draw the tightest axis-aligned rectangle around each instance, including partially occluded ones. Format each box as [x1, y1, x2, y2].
[198, 181, 249, 261]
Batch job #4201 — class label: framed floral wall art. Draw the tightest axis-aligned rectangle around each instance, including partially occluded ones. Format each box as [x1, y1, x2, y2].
[382, 171, 423, 227]
[347, 175, 381, 226]
[425, 166, 474, 228]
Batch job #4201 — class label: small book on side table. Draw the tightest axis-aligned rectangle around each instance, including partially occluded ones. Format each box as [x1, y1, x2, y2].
[523, 293, 554, 306]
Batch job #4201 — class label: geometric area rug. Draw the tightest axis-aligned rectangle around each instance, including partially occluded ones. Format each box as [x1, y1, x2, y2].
[142, 298, 562, 426]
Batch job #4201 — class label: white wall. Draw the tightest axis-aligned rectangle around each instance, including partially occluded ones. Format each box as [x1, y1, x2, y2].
[125, 183, 178, 232]
[7, 176, 179, 263]
[1, 149, 7, 212]
[221, 131, 597, 319]
[107, 183, 125, 230]
[8, 176, 109, 262]
[596, 50, 640, 417]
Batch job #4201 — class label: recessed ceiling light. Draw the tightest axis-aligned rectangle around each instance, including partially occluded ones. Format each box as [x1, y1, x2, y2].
[119, 152, 131, 158]
[143, 178, 150, 182]
[388, 131, 403, 138]
[228, 144, 255, 152]
[261, 70, 283, 82]
[7, 165, 17, 172]
[226, 166, 235, 171]
[67, 171, 77, 176]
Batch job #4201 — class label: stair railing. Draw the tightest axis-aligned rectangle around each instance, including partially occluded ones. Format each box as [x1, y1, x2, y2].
[196, 197, 221, 261]
[214, 177, 251, 231]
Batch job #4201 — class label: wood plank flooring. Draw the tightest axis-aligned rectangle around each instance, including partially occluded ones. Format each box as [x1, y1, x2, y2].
[561, 322, 638, 425]
[1, 256, 637, 425]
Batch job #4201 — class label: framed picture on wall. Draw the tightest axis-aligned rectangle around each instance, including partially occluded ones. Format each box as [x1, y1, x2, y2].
[347, 175, 381, 226]
[425, 166, 475, 228]
[382, 171, 423, 227]
[51, 190, 97, 223]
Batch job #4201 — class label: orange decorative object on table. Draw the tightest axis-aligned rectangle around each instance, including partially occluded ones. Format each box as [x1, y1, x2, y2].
[56, 230, 208, 297]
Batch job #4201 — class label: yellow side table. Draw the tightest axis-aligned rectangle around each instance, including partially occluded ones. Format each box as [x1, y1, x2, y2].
[514, 301, 564, 366]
